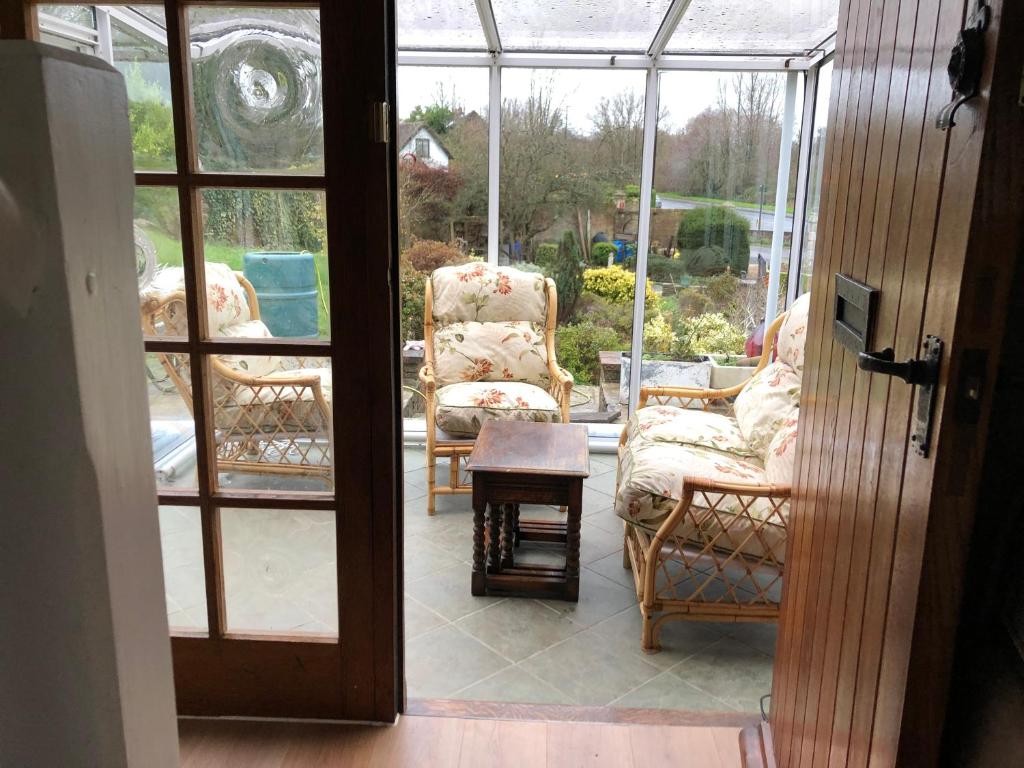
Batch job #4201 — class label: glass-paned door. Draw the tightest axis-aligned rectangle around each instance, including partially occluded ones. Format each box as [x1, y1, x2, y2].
[33, 1, 399, 720]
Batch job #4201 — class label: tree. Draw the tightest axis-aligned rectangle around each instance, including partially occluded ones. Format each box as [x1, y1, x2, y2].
[408, 83, 459, 135]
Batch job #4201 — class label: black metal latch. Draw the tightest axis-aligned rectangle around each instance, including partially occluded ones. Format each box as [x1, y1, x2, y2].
[936, 0, 990, 129]
[858, 336, 944, 457]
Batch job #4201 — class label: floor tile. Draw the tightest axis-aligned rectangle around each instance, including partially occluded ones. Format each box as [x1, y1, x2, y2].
[589, 453, 619, 472]
[404, 539, 463, 582]
[453, 665, 567, 705]
[610, 671, 733, 711]
[582, 504, 626, 535]
[455, 600, 582, 662]
[403, 447, 426, 471]
[584, 552, 634, 591]
[540, 569, 637, 628]
[668, 636, 774, 712]
[405, 624, 510, 699]
[405, 563, 503, 621]
[583, 469, 619, 497]
[721, 622, 778, 657]
[580, 521, 626, 565]
[519, 634, 660, 706]
[405, 597, 449, 640]
[583, 486, 615, 513]
[578, 606, 724, 672]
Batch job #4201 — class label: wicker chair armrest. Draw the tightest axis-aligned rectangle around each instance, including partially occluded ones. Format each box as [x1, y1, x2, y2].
[648, 478, 792, 544]
[216, 366, 325, 391]
[418, 363, 436, 395]
[638, 384, 738, 410]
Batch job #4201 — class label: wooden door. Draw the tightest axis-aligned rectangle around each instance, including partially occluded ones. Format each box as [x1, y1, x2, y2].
[10, 0, 401, 722]
[769, 0, 1024, 766]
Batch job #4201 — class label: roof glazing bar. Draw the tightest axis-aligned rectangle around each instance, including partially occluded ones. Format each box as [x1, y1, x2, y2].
[473, 0, 502, 54]
[647, 0, 693, 57]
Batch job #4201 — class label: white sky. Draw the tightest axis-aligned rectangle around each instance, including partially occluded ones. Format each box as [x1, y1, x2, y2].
[397, 66, 769, 135]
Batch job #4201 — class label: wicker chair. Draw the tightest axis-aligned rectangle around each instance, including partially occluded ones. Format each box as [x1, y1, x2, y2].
[418, 262, 573, 515]
[140, 263, 332, 486]
[616, 292, 809, 652]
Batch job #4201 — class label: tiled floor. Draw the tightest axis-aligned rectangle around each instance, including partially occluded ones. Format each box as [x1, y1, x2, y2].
[402, 447, 775, 714]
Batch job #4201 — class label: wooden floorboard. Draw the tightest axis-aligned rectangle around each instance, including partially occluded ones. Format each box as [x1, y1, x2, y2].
[178, 715, 743, 767]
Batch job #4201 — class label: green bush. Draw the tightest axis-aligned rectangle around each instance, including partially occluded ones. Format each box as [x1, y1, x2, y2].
[676, 287, 711, 318]
[643, 314, 676, 355]
[555, 321, 622, 385]
[590, 242, 618, 266]
[535, 242, 559, 268]
[552, 230, 584, 323]
[582, 265, 658, 313]
[515, 262, 545, 275]
[676, 206, 751, 275]
[572, 292, 634, 339]
[703, 271, 740, 308]
[202, 189, 325, 253]
[671, 312, 746, 359]
[402, 240, 467, 273]
[681, 245, 731, 276]
[399, 267, 427, 341]
[646, 254, 689, 283]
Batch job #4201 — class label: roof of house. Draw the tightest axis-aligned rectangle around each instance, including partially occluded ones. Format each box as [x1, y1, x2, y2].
[397, 121, 452, 159]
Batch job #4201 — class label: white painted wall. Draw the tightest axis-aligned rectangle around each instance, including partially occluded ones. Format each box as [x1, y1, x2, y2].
[0, 41, 179, 768]
[399, 126, 450, 168]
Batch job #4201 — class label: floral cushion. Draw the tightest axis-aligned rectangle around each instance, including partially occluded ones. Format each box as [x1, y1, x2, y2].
[431, 263, 548, 325]
[626, 405, 757, 459]
[434, 381, 560, 438]
[614, 439, 785, 561]
[776, 292, 810, 378]
[217, 319, 282, 378]
[433, 321, 550, 388]
[142, 262, 253, 335]
[733, 361, 801, 458]
[214, 367, 331, 432]
[764, 414, 800, 487]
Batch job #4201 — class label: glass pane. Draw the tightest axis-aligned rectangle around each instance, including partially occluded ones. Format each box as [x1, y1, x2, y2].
[396, 0, 487, 51]
[798, 60, 834, 296]
[200, 189, 329, 340]
[221, 507, 337, 635]
[38, 4, 94, 27]
[491, 0, 674, 52]
[158, 505, 208, 632]
[499, 68, 646, 422]
[137, 186, 184, 317]
[642, 71, 796, 383]
[667, 0, 840, 55]
[147, 352, 197, 490]
[189, 7, 324, 174]
[207, 355, 333, 493]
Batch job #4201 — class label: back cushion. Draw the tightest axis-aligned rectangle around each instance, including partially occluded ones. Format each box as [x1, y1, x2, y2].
[433, 321, 550, 387]
[764, 414, 800, 486]
[431, 263, 547, 324]
[776, 291, 810, 378]
[733, 361, 800, 457]
[145, 262, 252, 334]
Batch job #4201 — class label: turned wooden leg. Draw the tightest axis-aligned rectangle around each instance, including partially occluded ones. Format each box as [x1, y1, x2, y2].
[512, 504, 521, 548]
[500, 503, 515, 569]
[471, 498, 486, 596]
[426, 448, 437, 516]
[487, 502, 502, 574]
[565, 479, 582, 601]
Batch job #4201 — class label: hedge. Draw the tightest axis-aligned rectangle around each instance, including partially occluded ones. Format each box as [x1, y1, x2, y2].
[675, 206, 750, 276]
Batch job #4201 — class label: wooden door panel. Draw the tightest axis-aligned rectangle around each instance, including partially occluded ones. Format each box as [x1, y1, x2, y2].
[771, 0, 1022, 766]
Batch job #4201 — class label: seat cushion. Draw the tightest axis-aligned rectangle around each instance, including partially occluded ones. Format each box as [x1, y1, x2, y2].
[217, 319, 282, 378]
[434, 381, 560, 438]
[733, 361, 801, 457]
[431, 263, 548, 324]
[433, 320, 550, 388]
[145, 263, 253, 334]
[626, 405, 757, 459]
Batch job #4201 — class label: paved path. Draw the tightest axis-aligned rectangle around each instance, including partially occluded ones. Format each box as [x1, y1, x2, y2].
[656, 195, 794, 233]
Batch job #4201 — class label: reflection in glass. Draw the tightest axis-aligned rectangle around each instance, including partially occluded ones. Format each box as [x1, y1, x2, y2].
[158, 505, 208, 632]
[799, 60, 834, 296]
[491, 0, 673, 52]
[396, 0, 487, 51]
[221, 507, 338, 635]
[189, 7, 323, 173]
[667, 0, 840, 55]
[146, 352, 197, 490]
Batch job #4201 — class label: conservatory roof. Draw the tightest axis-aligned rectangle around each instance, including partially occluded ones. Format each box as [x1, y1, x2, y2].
[396, 0, 839, 58]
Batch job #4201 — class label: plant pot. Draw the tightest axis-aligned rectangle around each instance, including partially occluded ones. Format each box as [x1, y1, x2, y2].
[619, 353, 712, 405]
[707, 354, 761, 390]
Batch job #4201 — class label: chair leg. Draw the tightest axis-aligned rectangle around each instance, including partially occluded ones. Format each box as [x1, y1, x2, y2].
[622, 529, 631, 569]
[641, 606, 660, 654]
[426, 448, 437, 516]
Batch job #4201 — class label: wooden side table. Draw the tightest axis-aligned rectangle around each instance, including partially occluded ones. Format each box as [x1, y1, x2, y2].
[466, 421, 590, 601]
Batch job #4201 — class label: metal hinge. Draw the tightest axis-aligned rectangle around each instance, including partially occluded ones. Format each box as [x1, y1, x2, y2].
[371, 102, 390, 144]
[937, 0, 990, 129]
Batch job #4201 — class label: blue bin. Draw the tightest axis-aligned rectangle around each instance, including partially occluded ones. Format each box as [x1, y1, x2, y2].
[242, 251, 319, 338]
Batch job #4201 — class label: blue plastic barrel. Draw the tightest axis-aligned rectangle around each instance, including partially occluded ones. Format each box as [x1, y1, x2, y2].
[242, 251, 319, 338]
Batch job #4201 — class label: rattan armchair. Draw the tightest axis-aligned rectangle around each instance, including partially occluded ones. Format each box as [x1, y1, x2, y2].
[419, 263, 573, 515]
[140, 264, 333, 486]
[617, 294, 809, 652]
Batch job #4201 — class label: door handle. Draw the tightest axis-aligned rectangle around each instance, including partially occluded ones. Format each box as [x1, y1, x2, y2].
[857, 348, 938, 385]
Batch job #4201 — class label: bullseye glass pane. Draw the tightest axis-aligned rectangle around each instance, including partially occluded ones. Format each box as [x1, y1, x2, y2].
[221, 507, 338, 636]
[188, 7, 323, 174]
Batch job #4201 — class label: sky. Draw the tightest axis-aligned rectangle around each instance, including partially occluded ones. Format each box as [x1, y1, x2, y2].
[396, 66, 782, 135]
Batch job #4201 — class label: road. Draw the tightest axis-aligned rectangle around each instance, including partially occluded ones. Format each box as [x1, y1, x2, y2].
[656, 194, 794, 234]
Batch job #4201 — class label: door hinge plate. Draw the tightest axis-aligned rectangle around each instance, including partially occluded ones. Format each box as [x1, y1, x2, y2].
[371, 102, 390, 144]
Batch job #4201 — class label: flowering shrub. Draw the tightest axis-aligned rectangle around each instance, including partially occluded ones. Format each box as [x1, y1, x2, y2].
[582, 266, 658, 312]
[403, 239, 469, 273]
[642, 314, 676, 355]
[672, 312, 746, 359]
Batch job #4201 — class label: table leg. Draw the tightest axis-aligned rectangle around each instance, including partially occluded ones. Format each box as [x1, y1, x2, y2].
[487, 502, 502, 574]
[471, 498, 486, 596]
[565, 479, 583, 602]
[500, 503, 515, 569]
[512, 504, 521, 548]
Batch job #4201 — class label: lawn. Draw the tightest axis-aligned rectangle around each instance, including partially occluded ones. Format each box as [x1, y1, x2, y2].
[144, 227, 331, 339]
[656, 191, 795, 216]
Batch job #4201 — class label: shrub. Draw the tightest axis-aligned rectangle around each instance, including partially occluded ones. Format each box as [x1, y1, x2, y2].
[402, 239, 466, 273]
[672, 312, 746, 359]
[643, 314, 676, 355]
[573, 292, 634, 339]
[646, 254, 688, 283]
[582, 265, 658, 313]
[681, 245, 731, 276]
[399, 266, 427, 341]
[556, 321, 622, 385]
[704, 271, 740, 307]
[535, 242, 559, 268]
[590, 241, 618, 266]
[676, 206, 751, 275]
[552, 230, 584, 322]
[676, 287, 711, 317]
[515, 262, 545, 275]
